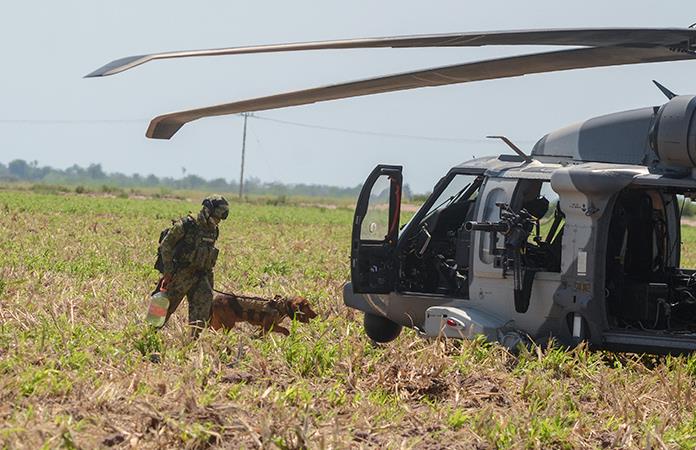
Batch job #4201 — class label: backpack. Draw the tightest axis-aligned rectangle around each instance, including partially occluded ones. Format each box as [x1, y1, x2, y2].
[154, 216, 197, 273]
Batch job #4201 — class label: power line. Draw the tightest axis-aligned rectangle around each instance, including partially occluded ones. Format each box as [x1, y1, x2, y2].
[248, 126, 278, 180]
[0, 115, 537, 145]
[249, 114, 537, 144]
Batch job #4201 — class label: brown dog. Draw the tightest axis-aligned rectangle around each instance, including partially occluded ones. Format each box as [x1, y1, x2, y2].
[210, 292, 318, 335]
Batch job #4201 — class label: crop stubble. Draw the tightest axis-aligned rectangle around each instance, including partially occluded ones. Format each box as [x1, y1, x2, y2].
[0, 189, 695, 449]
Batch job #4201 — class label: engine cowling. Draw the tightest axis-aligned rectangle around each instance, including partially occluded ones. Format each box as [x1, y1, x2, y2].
[651, 95, 696, 168]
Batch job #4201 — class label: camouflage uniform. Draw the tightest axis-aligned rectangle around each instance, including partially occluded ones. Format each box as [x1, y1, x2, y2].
[157, 195, 229, 335]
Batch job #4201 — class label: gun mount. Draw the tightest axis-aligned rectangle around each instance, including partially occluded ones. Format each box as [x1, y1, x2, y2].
[466, 203, 539, 313]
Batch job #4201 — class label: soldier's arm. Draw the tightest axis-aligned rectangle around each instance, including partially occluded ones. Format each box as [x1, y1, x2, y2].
[159, 221, 186, 274]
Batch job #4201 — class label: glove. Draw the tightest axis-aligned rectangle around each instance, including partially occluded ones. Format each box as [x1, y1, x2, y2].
[160, 273, 173, 292]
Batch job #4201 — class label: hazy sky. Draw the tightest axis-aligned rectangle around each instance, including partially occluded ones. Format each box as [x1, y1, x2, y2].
[2, 1, 696, 192]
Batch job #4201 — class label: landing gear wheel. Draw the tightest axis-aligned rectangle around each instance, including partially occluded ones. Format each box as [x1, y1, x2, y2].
[363, 312, 402, 343]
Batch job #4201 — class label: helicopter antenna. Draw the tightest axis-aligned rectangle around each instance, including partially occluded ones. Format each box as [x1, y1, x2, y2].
[486, 136, 533, 162]
[652, 80, 677, 99]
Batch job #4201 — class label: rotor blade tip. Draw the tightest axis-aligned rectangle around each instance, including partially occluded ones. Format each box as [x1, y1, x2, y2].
[147, 118, 184, 140]
[85, 55, 150, 78]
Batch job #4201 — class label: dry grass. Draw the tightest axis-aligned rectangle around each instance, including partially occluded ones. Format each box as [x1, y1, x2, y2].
[1, 188, 696, 449]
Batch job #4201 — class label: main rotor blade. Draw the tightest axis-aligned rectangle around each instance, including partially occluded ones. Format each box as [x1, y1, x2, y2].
[147, 46, 696, 139]
[86, 28, 696, 77]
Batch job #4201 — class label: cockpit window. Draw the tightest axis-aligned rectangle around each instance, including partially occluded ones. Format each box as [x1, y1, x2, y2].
[422, 174, 482, 222]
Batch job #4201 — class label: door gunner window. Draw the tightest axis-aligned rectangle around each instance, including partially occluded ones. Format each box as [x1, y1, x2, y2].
[511, 179, 563, 273]
[479, 187, 508, 264]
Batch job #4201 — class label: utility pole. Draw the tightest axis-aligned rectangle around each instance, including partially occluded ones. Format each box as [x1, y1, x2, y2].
[238, 112, 250, 199]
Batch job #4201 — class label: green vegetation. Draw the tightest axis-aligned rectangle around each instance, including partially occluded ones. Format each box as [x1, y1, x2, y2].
[1, 188, 696, 448]
[0, 158, 416, 199]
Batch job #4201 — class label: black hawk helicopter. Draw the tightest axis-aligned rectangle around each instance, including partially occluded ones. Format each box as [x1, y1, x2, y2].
[90, 27, 696, 353]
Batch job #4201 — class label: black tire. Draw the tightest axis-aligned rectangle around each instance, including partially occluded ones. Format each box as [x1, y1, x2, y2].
[363, 312, 402, 343]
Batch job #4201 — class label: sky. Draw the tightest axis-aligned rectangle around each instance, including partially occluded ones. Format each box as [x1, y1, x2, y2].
[1, 1, 696, 193]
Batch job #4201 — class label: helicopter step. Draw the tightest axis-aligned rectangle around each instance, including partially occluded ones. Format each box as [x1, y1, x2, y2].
[603, 330, 696, 355]
[422, 305, 501, 340]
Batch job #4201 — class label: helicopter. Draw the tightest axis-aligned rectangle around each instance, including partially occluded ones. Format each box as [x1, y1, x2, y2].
[89, 27, 696, 353]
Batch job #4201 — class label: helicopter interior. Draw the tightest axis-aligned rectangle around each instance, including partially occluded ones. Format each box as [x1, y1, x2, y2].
[397, 174, 482, 297]
[605, 187, 696, 333]
[397, 177, 563, 298]
[511, 179, 564, 273]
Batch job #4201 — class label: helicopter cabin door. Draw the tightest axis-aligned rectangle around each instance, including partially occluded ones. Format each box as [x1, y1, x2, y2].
[351, 165, 403, 294]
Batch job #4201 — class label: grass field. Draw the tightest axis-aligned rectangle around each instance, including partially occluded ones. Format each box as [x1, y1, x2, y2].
[1, 188, 696, 449]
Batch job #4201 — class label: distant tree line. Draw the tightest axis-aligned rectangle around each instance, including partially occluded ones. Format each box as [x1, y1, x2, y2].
[0, 159, 413, 199]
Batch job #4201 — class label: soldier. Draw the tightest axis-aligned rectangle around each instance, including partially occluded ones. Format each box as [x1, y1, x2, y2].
[155, 195, 229, 336]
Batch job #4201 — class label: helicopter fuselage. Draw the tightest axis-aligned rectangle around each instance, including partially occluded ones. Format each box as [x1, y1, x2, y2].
[345, 96, 696, 353]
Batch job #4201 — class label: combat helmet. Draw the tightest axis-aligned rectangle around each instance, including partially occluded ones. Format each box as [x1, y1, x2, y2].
[202, 195, 229, 220]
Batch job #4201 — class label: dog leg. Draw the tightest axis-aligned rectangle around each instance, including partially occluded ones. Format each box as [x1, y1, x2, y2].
[261, 319, 290, 336]
[273, 325, 290, 336]
[209, 314, 222, 330]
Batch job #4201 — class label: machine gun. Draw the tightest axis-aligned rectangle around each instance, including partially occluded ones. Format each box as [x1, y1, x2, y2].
[464, 203, 536, 250]
[465, 203, 537, 313]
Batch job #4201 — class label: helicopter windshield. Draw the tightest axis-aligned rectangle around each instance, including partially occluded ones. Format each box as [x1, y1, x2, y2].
[421, 174, 482, 222]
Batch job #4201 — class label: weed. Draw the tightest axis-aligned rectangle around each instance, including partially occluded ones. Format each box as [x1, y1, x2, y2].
[455, 334, 496, 370]
[226, 383, 245, 401]
[132, 328, 163, 357]
[663, 413, 696, 448]
[282, 334, 340, 377]
[60, 429, 79, 450]
[19, 367, 73, 397]
[326, 383, 347, 407]
[282, 383, 313, 407]
[262, 260, 290, 276]
[179, 421, 220, 448]
[447, 409, 470, 430]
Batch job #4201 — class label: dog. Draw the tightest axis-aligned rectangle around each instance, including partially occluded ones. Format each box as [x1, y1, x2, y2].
[210, 292, 318, 335]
